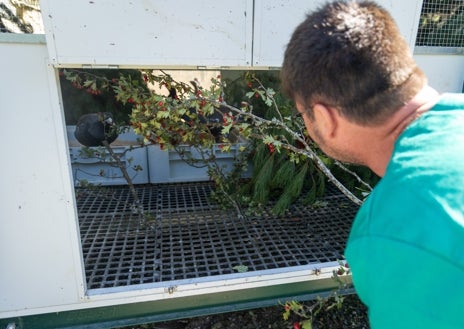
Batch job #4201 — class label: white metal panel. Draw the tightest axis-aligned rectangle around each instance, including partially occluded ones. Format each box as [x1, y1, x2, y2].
[253, 0, 424, 68]
[0, 35, 85, 315]
[0, 37, 343, 320]
[40, 0, 253, 68]
[414, 54, 464, 93]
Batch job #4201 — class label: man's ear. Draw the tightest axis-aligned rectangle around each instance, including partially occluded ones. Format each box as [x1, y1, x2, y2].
[312, 103, 338, 138]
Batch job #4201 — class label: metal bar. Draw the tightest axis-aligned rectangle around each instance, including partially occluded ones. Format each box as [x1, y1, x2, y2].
[414, 46, 464, 55]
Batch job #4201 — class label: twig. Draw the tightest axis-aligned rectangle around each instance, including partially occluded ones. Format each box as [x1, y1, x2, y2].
[334, 161, 373, 192]
[101, 141, 146, 223]
[214, 102, 364, 205]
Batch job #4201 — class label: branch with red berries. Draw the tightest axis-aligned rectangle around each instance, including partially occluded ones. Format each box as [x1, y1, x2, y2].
[61, 69, 373, 208]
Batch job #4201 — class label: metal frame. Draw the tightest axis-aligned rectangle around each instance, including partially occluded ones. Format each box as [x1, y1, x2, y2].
[2, 281, 354, 329]
[77, 183, 355, 292]
[415, 46, 464, 55]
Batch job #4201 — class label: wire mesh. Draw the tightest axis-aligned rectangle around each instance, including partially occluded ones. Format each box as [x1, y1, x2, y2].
[77, 182, 358, 290]
[416, 0, 464, 48]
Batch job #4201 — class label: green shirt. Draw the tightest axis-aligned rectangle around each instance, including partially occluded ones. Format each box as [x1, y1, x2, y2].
[345, 93, 464, 329]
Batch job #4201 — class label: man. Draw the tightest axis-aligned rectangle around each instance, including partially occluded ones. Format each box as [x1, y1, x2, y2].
[281, 1, 464, 328]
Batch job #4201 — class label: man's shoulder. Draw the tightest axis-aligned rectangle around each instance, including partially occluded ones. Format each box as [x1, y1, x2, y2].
[435, 92, 464, 109]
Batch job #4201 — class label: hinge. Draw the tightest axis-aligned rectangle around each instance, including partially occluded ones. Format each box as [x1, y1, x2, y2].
[81, 64, 119, 69]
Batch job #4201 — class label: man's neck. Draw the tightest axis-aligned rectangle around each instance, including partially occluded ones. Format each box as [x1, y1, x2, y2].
[365, 85, 440, 176]
[385, 85, 440, 139]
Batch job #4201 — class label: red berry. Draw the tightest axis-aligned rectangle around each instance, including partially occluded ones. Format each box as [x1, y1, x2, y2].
[293, 322, 301, 329]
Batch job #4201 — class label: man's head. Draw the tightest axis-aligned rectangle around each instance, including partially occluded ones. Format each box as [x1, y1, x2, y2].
[281, 0, 426, 126]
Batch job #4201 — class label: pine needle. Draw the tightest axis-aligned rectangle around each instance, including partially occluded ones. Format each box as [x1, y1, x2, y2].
[316, 172, 326, 196]
[287, 161, 309, 198]
[272, 162, 308, 214]
[272, 193, 293, 215]
[253, 153, 275, 203]
[270, 159, 295, 189]
[252, 143, 269, 176]
[303, 182, 317, 206]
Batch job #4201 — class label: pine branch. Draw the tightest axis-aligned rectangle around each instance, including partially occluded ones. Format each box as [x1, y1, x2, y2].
[216, 102, 364, 206]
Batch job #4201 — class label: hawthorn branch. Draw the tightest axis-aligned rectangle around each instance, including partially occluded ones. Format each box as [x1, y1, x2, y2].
[101, 141, 146, 223]
[334, 161, 373, 192]
[214, 101, 364, 206]
[64, 69, 369, 206]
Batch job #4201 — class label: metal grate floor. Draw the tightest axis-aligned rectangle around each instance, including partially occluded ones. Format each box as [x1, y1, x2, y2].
[76, 182, 358, 290]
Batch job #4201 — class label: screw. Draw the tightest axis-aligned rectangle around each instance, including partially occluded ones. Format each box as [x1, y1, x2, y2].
[167, 285, 177, 294]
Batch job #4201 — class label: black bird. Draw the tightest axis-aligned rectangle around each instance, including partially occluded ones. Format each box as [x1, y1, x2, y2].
[74, 112, 119, 147]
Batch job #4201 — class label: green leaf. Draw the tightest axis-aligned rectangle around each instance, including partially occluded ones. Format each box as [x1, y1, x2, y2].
[301, 319, 313, 329]
[221, 124, 232, 135]
[83, 79, 95, 87]
[245, 91, 255, 99]
[282, 311, 290, 321]
[264, 97, 273, 107]
[262, 135, 276, 145]
[266, 88, 276, 97]
[202, 103, 215, 115]
[220, 144, 231, 152]
[232, 265, 248, 273]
